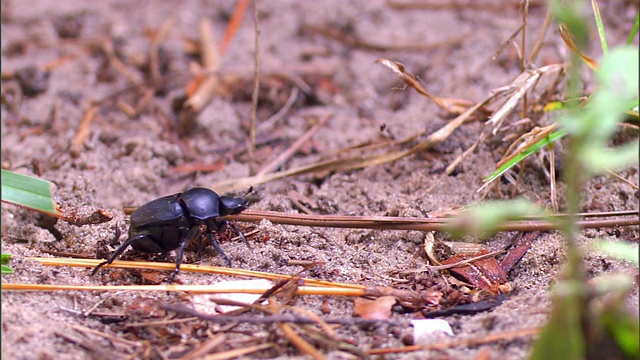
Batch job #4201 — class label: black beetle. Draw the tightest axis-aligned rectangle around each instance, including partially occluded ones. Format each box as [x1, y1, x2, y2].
[92, 188, 247, 283]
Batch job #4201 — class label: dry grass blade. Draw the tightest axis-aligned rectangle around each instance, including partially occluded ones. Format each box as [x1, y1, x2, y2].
[386, 1, 530, 12]
[605, 168, 639, 190]
[180, 334, 226, 360]
[367, 326, 541, 354]
[211, 94, 492, 193]
[55, 331, 119, 358]
[377, 60, 487, 117]
[248, 0, 260, 175]
[520, 0, 529, 73]
[445, 133, 484, 175]
[528, 8, 553, 64]
[1, 282, 367, 296]
[230, 209, 639, 231]
[70, 106, 99, 156]
[559, 24, 598, 70]
[22, 257, 366, 289]
[219, 0, 250, 55]
[71, 324, 142, 349]
[202, 342, 273, 360]
[256, 87, 299, 133]
[148, 16, 176, 84]
[403, 249, 505, 274]
[286, 306, 338, 339]
[160, 303, 408, 326]
[493, 23, 524, 61]
[495, 123, 558, 169]
[304, 24, 467, 53]
[278, 321, 325, 360]
[375, 58, 449, 110]
[100, 40, 145, 86]
[548, 141, 558, 211]
[268, 300, 326, 360]
[184, 17, 222, 113]
[257, 115, 329, 176]
[200, 17, 221, 70]
[486, 64, 562, 134]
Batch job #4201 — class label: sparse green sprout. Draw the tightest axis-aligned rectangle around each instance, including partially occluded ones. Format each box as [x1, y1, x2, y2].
[2, 170, 63, 275]
[1, 169, 61, 217]
[1, 254, 13, 274]
[446, 198, 548, 240]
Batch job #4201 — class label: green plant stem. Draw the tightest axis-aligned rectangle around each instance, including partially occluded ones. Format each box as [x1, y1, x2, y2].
[562, 138, 586, 290]
[627, 13, 639, 45]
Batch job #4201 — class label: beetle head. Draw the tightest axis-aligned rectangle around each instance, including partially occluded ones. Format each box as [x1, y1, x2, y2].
[219, 196, 247, 215]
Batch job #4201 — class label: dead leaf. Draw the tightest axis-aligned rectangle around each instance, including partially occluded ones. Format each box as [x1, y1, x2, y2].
[441, 250, 508, 294]
[353, 296, 397, 320]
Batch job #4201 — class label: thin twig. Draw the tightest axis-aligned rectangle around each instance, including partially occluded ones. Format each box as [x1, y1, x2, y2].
[202, 343, 273, 360]
[605, 168, 639, 190]
[269, 299, 326, 360]
[521, 0, 529, 115]
[219, 0, 250, 55]
[71, 324, 142, 348]
[528, 7, 553, 64]
[367, 327, 541, 354]
[228, 209, 639, 232]
[70, 105, 99, 156]
[401, 249, 505, 274]
[184, 17, 221, 114]
[180, 334, 226, 360]
[549, 143, 558, 211]
[256, 87, 299, 133]
[304, 24, 468, 52]
[161, 303, 409, 327]
[1, 282, 367, 295]
[126, 317, 199, 328]
[248, 0, 260, 176]
[22, 257, 368, 289]
[148, 16, 176, 84]
[257, 115, 329, 176]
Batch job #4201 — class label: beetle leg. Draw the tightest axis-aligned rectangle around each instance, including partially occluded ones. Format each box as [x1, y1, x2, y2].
[91, 233, 146, 277]
[168, 225, 202, 284]
[196, 225, 205, 261]
[207, 231, 232, 267]
[228, 222, 251, 250]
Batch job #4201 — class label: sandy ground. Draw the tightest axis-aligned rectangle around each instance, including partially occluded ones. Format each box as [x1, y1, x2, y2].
[1, 1, 638, 359]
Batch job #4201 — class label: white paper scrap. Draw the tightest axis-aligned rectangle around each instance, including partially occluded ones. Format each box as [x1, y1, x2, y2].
[411, 319, 454, 344]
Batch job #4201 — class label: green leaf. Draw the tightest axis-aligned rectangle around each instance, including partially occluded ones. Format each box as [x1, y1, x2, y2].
[446, 198, 548, 239]
[627, 13, 639, 46]
[583, 140, 640, 174]
[591, 0, 608, 55]
[603, 307, 640, 359]
[1, 254, 13, 274]
[530, 282, 586, 360]
[593, 240, 639, 265]
[1, 169, 61, 216]
[482, 130, 567, 184]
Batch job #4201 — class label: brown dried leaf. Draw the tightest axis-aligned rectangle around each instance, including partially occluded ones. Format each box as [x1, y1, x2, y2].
[136, 270, 166, 284]
[126, 297, 165, 318]
[559, 24, 598, 71]
[353, 296, 397, 320]
[441, 250, 508, 294]
[376, 58, 447, 109]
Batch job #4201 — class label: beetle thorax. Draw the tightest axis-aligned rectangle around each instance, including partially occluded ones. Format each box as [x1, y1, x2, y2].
[179, 188, 222, 221]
